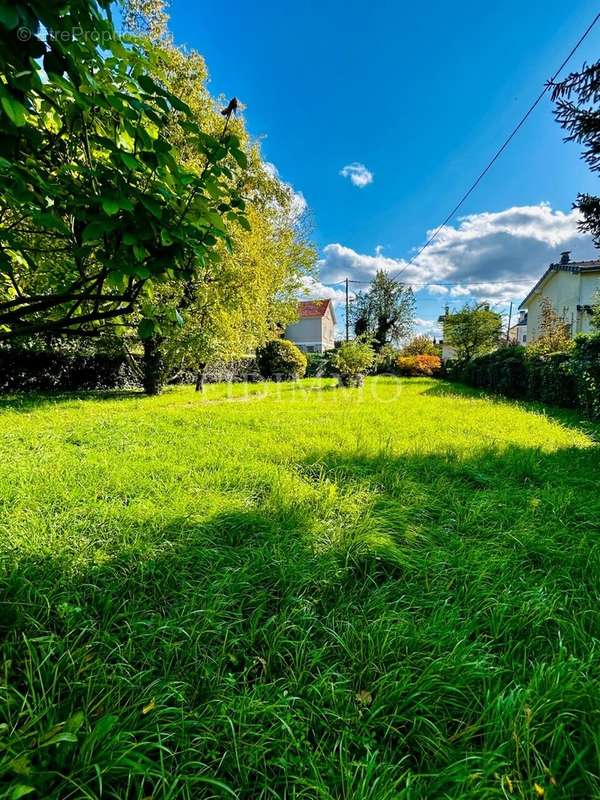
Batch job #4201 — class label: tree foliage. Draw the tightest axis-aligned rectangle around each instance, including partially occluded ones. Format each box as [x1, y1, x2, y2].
[402, 334, 440, 356]
[154, 205, 313, 387]
[591, 290, 600, 331]
[332, 338, 375, 386]
[528, 296, 573, 356]
[0, 0, 246, 339]
[257, 339, 307, 381]
[351, 271, 414, 350]
[442, 303, 502, 362]
[121, 0, 315, 392]
[396, 353, 441, 377]
[551, 61, 600, 246]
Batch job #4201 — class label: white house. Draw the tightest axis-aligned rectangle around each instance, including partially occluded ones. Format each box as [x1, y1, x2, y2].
[508, 310, 528, 345]
[439, 339, 457, 362]
[519, 252, 600, 342]
[284, 299, 337, 353]
[437, 308, 456, 361]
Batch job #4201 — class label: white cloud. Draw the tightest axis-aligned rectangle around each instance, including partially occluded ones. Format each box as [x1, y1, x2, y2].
[289, 189, 308, 222]
[449, 285, 472, 298]
[263, 161, 307, 222]
[317, 204, 598, 308]
[414, 317, 442, 337]
[427, 284, 449, 296]
[317, 242, 404, 283]
[299, 276, 346, 304]
[339, 162, 374, 188]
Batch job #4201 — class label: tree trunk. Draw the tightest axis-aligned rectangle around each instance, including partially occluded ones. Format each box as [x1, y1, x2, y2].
[142, 336, 165, 395]
[195, 362, 207, 392]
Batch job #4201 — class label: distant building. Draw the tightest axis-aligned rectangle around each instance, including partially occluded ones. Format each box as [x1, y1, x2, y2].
[284, 299, 337, 353]
[437, 308, 456, 361]
[508, 310, 528, 345]
[437, 303, 501, 361]
[519, 252, 600, 343]
[439, 339, 457, 362]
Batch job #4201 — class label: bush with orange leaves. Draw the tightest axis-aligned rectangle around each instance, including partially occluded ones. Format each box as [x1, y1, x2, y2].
[395, 353, 441, 377]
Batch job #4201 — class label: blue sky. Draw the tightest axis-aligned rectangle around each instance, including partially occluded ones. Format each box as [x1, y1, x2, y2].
[169, 0, 600, 335]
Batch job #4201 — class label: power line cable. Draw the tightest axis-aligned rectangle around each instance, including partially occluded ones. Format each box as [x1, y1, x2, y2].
[387, 12, 600, 285]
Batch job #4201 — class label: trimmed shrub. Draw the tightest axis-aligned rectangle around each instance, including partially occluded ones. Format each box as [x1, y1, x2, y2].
[171, 358, 263, 386]
[491, 355, 528, 398]
[256, 339, 307, 381]
[457, 347, 525, 395]
[570, 334, 600, 419]
[453, 344, 583, 410]
[395, 354, 441, 377]
[331, 339, 375, 387]
[538, 353, 577, 407]
[526, 355, 544, 401]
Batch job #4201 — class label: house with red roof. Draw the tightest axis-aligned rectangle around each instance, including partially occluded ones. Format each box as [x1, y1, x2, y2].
[284, 299, 337, 353]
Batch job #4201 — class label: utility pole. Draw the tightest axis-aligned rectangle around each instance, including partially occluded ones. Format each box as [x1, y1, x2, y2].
[345, 277, 349, 342]
[506, 301, 513, 342]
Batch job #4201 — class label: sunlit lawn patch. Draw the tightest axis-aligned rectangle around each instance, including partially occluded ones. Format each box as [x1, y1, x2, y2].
[0, 378, 598, 799]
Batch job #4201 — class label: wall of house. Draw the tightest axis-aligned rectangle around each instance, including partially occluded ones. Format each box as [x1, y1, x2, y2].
[284, 317, 325, 352]
[321, 308, 336, 350]
[508, 324, 527, 345]
[441, 341, 457, 362]
[525, 271, 600, 341]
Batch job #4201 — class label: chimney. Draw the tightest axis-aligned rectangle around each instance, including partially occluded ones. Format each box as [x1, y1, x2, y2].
[560, 251, 571, 265]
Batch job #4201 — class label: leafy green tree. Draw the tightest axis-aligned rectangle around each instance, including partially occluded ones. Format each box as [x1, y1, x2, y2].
[402, 334, 440, 356]
[154, 205, 313, 391]
[551, 61, 600, 245]
[121, 0, 315, 393]
[352, 271, 414, 350]
[442, 303, 502, 362]
[528, 297, 573, 356]
[0, 0, 246, 339]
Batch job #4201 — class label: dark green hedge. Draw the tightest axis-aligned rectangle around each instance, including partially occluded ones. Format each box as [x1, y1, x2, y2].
[461, 347, 528, 398]
[448, 335, 600, 418]
[0, 349, 133, 393]
[570, 334, 600, 419]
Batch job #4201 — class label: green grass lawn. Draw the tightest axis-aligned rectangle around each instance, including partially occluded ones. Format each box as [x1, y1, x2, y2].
[1, 377, 599, 799]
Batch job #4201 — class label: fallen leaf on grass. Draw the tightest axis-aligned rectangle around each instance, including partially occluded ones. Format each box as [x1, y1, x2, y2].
[356, 690, 372, 705]
[142, 699, 156, 715]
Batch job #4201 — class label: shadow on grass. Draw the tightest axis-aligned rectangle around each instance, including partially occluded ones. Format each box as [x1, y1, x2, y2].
[0, 388, 148, 413]
[1, 441, 600, 798]
[0, 503, 345, 798]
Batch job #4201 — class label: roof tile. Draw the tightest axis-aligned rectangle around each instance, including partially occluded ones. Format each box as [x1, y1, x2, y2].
[298, 299, 331, 318]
